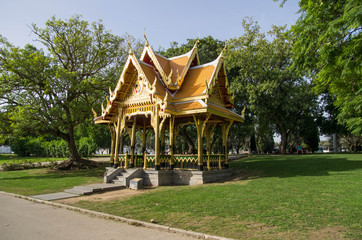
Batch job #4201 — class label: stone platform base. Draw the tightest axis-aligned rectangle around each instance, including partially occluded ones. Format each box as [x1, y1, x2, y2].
[141, 169, 232, 186]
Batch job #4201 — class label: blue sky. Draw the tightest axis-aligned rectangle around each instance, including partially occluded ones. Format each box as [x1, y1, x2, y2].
[0, 0, 300, 50]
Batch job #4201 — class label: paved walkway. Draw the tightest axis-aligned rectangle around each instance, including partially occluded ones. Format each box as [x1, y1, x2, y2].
[0, 193, 196, 240]
[32, 183, 125, 201]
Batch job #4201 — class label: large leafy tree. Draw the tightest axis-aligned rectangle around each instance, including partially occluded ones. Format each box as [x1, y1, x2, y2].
[226, 18, 318, 154]
[160, 35, 224, 64]
[0, 15, 126, 167]
[283, 0, 361, 135]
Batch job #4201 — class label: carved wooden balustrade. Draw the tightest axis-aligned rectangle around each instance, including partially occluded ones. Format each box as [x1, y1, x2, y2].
[115, 153, 226, 170]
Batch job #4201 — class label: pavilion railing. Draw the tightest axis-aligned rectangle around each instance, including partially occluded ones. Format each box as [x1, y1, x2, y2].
[173, 154, 198, 170]
[204, 154, 224, 170]
[115, 153, 226, 170]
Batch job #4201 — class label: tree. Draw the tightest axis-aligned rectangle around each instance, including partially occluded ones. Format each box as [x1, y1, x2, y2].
[0, 15, 127, 168]
[226, 18, 318, 154]
[160, 35, 224, 64]
[285, 0, 362, 135]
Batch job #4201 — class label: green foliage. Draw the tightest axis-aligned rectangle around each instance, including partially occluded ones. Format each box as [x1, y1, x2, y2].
[0, 15, 127, 160]
[42, 140, 69, 158]
[291, 0, 362, 135]
[299, 115, 319, 152]
[226, 18, 318, 154]
[8, 136, 97, 158]
[75, 119, 111, 150]
[160, 36, 224, 64]
[77, 137, 97, 158]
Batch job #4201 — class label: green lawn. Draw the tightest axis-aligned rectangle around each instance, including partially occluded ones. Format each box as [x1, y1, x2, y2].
[72, 154, 362, 239]
[0, 154, 67, 164]
[0, 165, 105, 196]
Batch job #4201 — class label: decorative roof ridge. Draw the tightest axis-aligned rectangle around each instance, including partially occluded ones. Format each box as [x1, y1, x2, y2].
[153, 51, 169, 60]
[205, 50, 224, 84]
[189, 56, 220, 70]
[138, 58, 155, 68]
[168, 48, 193, 60]
[208, 102, 243, 117]
[174, 99, 201, 105]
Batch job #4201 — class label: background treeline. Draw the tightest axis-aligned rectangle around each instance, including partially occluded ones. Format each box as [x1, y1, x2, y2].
[9, 136, 97, 158]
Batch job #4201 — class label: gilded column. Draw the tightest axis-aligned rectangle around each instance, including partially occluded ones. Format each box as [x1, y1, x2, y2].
[154, 109, 160, 170]
[205, 126, 211, 171]
[160, 127, 165, 155]
[194, 115, 203, 171]
[206, 124, 216, 170]
[108, 123, 115, 167]
[114, 116, 121, 168]
[130, 117, 136, 168]
[160, 127, 165, 168]
[193, 114, 210, 171]
[169, 116, 175, 170]
[222, 121, 233, 169]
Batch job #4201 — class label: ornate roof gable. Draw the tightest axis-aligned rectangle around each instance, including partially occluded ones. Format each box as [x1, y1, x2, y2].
[140, 37, 200, 90]
[173, 49, 234, 108]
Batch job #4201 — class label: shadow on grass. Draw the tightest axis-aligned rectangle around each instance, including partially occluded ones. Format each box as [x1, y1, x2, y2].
[230, 154, 362, 178]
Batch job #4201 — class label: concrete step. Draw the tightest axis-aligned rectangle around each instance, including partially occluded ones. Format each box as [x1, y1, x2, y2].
[112, 179, 125, 185]
[114, 176, 124, 180]
[73, 186, 101, 193]
[64, 188, 93, 195]
[32, 192, 79, 201]
[80, 183, 125, 191]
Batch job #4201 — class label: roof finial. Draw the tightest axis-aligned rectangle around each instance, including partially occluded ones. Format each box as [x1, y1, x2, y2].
[241, 106, 246, 118]
[222, 40, 228, 55]
[91, 108, 97, 118]
[127, 35, 134, 55]
[194, 33, 200, 48]
[143, 28, 149, 46]
[205, 77, 209, 95]
[190, 33, 200, 51]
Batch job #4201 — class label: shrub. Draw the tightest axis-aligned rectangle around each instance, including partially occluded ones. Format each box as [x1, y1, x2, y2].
[42, 140, 69, 158]
[9, 138, 28, 156]
[78, 137, 97, 158]
[26, 137, 46, 156]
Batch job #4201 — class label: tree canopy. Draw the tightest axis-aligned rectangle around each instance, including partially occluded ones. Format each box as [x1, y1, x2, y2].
[160, 35, 224, 64]
[226, 18, 318, 154]
[0, 15, 127, 166]
[288, 0, 362, 135]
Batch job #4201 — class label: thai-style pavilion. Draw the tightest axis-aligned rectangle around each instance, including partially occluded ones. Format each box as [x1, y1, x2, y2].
[94, 35, 244, 175]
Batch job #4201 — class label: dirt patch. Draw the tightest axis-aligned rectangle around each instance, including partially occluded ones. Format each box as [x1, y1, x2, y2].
[55, 188, 154, 205]
[307, 226, 348, 240]
[241, 226, 348, 240]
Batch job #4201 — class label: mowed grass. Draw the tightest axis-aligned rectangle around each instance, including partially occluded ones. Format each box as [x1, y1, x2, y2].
[73, 154, 362, 239]
[0, 165, 105, 196]
[0, 154, 67, 164]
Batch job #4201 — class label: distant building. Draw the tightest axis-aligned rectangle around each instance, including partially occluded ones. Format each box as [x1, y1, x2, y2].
[0, 145, 12, 154]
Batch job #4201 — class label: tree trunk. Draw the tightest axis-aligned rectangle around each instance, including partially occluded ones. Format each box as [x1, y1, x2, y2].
[280, 129, 288, 155]
[181, 126, 195, 154]
[250, 133, 257, 153]
[54, 127, 97, 170]
[66, 127, 80, 160]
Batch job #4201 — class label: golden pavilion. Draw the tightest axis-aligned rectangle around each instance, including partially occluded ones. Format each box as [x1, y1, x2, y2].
[94, 35, 244, 176]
